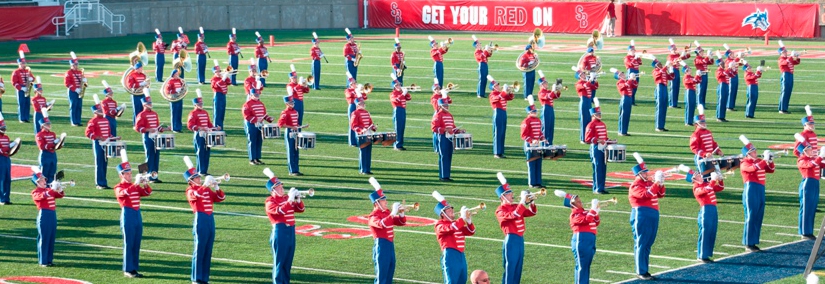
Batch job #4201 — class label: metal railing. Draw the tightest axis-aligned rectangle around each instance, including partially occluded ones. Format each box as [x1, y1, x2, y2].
[51, 0, 124, 36]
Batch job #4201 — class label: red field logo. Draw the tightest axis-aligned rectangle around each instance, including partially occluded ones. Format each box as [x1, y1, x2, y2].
[295, 224, 371, 239]
[347, 215, 438, 227]
[0, 276, 92, 284]
[11, 164, 36, 181]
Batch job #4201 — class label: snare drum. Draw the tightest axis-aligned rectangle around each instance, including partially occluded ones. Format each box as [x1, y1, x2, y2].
[370, 133, 384, 144]
[381, 132, 397, 146]
[543, 145, 567, 160]
[105, 141, 126, 158]
[297, 132, 316, 149]
[206, 131, 226, 148]
[262, 124, 281, 139]
[606, 144, 627, 162]
[524, 143, 543, 162]
[453, 133, 473, 150]
[154, 134, 176, 150]
[357, 135, 372, 149]
[700, 156, 742, 175]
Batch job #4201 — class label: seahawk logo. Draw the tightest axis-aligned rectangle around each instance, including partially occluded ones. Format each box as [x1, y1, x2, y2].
[742, 9, 770, 31]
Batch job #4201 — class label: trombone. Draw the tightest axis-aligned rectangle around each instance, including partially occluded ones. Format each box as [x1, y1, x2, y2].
[445, 82, 459, 91]
[299, 188, 315, 198]
[466, 203, 486, 216]
[399, 200, 419, 212]
[403, 83, 420, 92]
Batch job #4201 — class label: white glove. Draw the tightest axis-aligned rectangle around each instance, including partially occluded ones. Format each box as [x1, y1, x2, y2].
[654, 170, 665, 183]
[203, 175, 216, 187]
[264, 52, 269, 57]
[554, 190, 566, 198]
[391, 202, 401, 216]
[175, 87, 182, 93]
[74, 88, 81, 93]
[139, 81, 147, 87]
[519, 191, 529, 205]
[591, 199, 600, 212]
[819, 147, 825, 158]
[235, 48, 241, 54]
[756, 66, 763, 72]
[710, 172, 720, 181]
[50, 180, 61, 191]
[763, 150, 772, 161]
[20, 87, 26, 92]
[319, 52, 325, 57]
[82, 78, 87, 83]
[287, 187, 299, 203]
[696, 70, 702, 76]
[460, 206, 469, 220]
[680, 51, 686, 57]
[222, 73, 228, 80]
[203, 48, 208, 53]
[28, 76, 34, 82]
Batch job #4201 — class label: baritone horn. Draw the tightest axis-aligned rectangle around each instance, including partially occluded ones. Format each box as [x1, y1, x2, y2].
[399, 200, 419, 212]
[306, 75, 314, 87]
[445, 82, 458, 91]
[299, 188, 315, 198]
[467, 203, 486, 215]
[222, 66, 238, 76]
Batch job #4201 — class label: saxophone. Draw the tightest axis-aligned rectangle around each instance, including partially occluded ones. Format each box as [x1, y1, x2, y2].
[24, 67, 33, 97]
[353, 42, 363, 67]
[78, 68, 88, 98]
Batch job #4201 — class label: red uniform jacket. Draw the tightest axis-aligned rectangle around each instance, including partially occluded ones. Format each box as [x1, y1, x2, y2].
[170, 39, 185, 53]
[242, 99, 272, 124]
[32, 187, 64, 210]
[435, 218, 475, 252]
[265, 194, 305, 226]
[694, 55, 712, 72]
[431, 92, 451, 111]
[624, 55, 641, 70]
[576, 80, 598, 98]
[254, 45, 268, 60]
[165, 78, 183, 95]
[0, 134, 10, 157]
[684, 74, 701, 90]
[369, 208, 407, 242]
[693, 180, 724, 206]
[690, 129, 719, 157]
[430, 47, 447, 62]
[345, 88, 359, 105]
[584, 119, 608, 144]
[187, 109, 213, 132]
[244, 76, 262, 95]
[31, 95, 47, 113]
[195, 41, 208, 55]
[115, 182, 152, 210]
[227, 41, 240, 55]
[391, 51, 404, 68]
[667, 52, 690, 66]
[794, 130, 818, 157]
[520, 116, 544, 142]
[310, 46, 322, 61]
[798, 156, 824, 179]
[725, 57, 740, 77]
[489, 90, 514, 110]
[496, 203, 537, 236]
[152, 41, 166, 55]
[475, 49, 491, 63]
[570, 207, 600, 234]
[35, 130, 57, 153]
[344, 42, 358, 61]
[186, 185, 225, 215]
[740, 157, 775, 185]
[779, 56, 800, 74]
[127, 71, 148, 89]
[653, 67, 674, 85]
[277, 108, 299, 128]
[715, 67, 733, 84]
[86, 116, 111, 140]
[538, 86, 561, 106]
[580, 54, 598, 72]
[350, 109, 375, 133]
[287, 82, 309, 101]
[64, 69, 84, 91]
[101, 97, 119, 118]
[629, 178, 665, 210]
[12, 67, 33, 91]
[745, 70, 762, 85]
[211, 76, 230, 94]
[390, 89, 411, 108]
[617, 78, 636, 96]
[134, 110, 160, 134]
[432, 111, 458, 134]
[519, 52, 536, 68]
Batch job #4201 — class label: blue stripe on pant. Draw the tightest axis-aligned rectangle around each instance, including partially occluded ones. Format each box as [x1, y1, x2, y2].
[39, 151, 57, 184]
[373, 238, 396, 284]
[311, 60, 321, 90]
[571, 232, 596, 284]
[742, 182, 765, 246]
[698, 73, 709, 106]
[348, 104, 357, 146]
[33, 112, 43, 134]
[716, 83, 729, 120]
[154, 53, 165, 82]
[502, 234, 525, 284]
[779, 72, 793, 112]
[745, 85, 758, 118]
[0, 156, 10, 203]
[213, 93, 226, 129]
[37, 209, 57, 265]
[229, 55, 239, 85]
[142, 134, 159, 177]
[194, 134, 210, 175]
[522, 70, 535, 99]
[197, 54, 206, 83]
[493, 109, 507, 156]
[618, 95, 632, 135]
[393, 107, 406, 149]
[245, 121, 263, 160]
[170, 101, 183, 132]
[628, 68, 639, 104]
[284, 129, 299, 174]
[668, 68, 681, 107]
[477, 62, 488, 97]
[258, 58, 268, 87]
[271, 223, 296, 284]
[437, 134, 453, 179]
[92, 140, 108, 187]
[67, 90, 82, 125]
[525, 143, 542, 187]
[697, 205, 718, 260]
[346, 60, 358, 88]
[654, 84, 668, 129]
[295, 100, 305, 126]
[16, 90, 30, 122]
[541, 105, 555, 144]
[433, 132, 438, 153]
[799, 178, 820, 235]
[106, 116, 118, 137]
[131, 94, 145, 126]
[121, 207, 143, 272]
[359, 144, 372, 173]
[579, 97, 592, 141]
[727, 74, 739, 109]
[630, 206, 659, 275]
[590, 144, 606, 193]
[441, 248, 467, 284]
[684, 89, 697, 125]
[433, 61, 444, 87]
[191, 212, 215, 283]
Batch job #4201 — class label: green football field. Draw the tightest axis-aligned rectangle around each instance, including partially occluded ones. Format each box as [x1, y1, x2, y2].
[0, 29, 823, 283]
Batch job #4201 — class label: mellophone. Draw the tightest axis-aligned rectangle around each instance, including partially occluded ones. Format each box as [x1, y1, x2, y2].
[524, 142, 567, 162]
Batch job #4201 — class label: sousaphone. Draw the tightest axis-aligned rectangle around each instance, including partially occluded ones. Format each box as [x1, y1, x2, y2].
[161, 50, 190, 102]
[516, 29, 544, 72]
[122, 42, 149, 96]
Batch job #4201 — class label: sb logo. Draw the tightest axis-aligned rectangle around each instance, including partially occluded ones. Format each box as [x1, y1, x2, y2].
[575, 5, 588, 29]
[390, 2, 403, 25]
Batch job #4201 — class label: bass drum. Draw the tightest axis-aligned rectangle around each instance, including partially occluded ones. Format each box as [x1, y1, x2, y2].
[516, 52, 540, 72]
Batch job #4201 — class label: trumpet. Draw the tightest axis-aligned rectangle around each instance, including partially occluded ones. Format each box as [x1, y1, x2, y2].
[466, 203, 486, 216]
[525, 188, 547, 202]
[445, 82, 458, 91]
[598, 197, 618, 207]
[486, 41, 499, 52]
[204, 173, 231, 187]
[299, 188, 315, 198]
[662, 167, 681, 178]
[134, 173, 153, 185]
[399, 200, 419, 212]
[769, 149, 789, 158]
[54, 180, 75, 189]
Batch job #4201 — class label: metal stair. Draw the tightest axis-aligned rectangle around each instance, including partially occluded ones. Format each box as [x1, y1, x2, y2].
[51, 0, 124, 36]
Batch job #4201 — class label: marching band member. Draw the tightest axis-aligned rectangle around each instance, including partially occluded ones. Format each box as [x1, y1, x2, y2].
[64, 52, 85, 126]
[580, 48, 598, 76]
[585, 98, 609, 194]
[495, 173, 537, 284]
[613, 69, 636, 136]
[31, 77, 51, 134]
[522, 99, 546, 188]
[184, 157, 225, 284]
[12, 51, 32, 123]
[794, 106, 817, 158]
[666, 39, 690, 108]
[86, 101, 112, 189]
[0, 112, 11, 204]
[777, 40, 801, 114]
[628, 153, 666, 280]
[227, 28, 241, 86]
[277, 96, 302, 176]
[114, 150, 152, 278]
[693, 41, 712, 106]
[254, 32, 270, 87]
[263, 168, 305, 284]
[576, 70, 598, 142]
[689, 105, 722, 177]
[489, 76, 513, 158]
[430, 36, 449, 87]
[430, 80, 448, 151]
[195, 27, 208, 84]
[390, 73, 411, 151]
[35, 110, 58, 183]
[188, 90, 218, 175]
[344, 75, 359, 146]
[31, 167, 64, 267]
[520, 44, 538, 99]
[351, 96, 376, 175]
[474, 35, 492, 98]
[211, 60, 231, 129]
[743, 63, 763, 118]
[367, 177, 407, 284]
[537, 71, 561, 143]
[344, 28, 358, 87]
[624, 40, 641, 105]
[243, 83, 273, 165]
[471, 270, 491, 284]
[723, 46, 740, 111]
[100, 81, 124, 137]
[685, 166, 724, 263]
[244, 58, 262, 97]
[286, 65, 310, 125]
[652, 58, 673, 131]
[432, 98, 462, 181]
[795, 133, 825, 240]
[739, 135, 776, 252]
[310, 32, 323, 90]
[391, 38, 405, 87]
[166, 69, 185, 132]
[152, 29, 166, 82]
[715, 58, 735, 122]
[127, 61, 149, 125]
[432, 191, 475, 284]
[171, 27, 189, 60]
[134, 91, 163, 183]
[555, 190, 600, 284]
[682, 66, 702, 125]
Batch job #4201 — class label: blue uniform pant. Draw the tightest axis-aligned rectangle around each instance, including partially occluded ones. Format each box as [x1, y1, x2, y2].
[245, 122, 263, 160]
[591, 145, 606, 193]
[525, 143, 542, 187]
[579, 97, 592, 141]
[170, 101, 183, 132]
[194, 134, 210, 175]
[742, 182, 765, 246]
[67, 90, 82, 125]
[393, 107, 406, 149]
[271, 223, 296, 284]
[311, 60, 321, 90]
[16, 90, 30, 122]
[502, 234, 525, 284]
[779, 72, 794, 112]
[618, 95, 632, 135]
[668, 68, 681, 107]
[799, 178, 820, 235]
[392, 65, 404, 88]
[571, 232, 596, 284]
[0, 156, 10, 203]
[441, 248, 467, 284]
[192, 212, 215, 283]
[523, 70, 535, 99]
[39, 151, 57, 184]
[477, 62, 488, 97]
[33, 112, 43, 134]
[727, 74, 739, 109]
[121, 208, 143, 272]
[698, 73, 709, 106]
[257, 58, 268, 87]
[285, 129, 299, 174]
[437, 134, 453, 179]
[630, 207, 659, 275]
[229, 55, 239, 85]
[194, 54, 206, 84]
[654, 84, 668, 129]
[697, 205, 718, 260]
[155, 53, 165, 82]
[295, 100, 305, 126]
[131, 94, 145, 126]
[142, 134, 159, 178]
[106, 116, 118, 137]
[745, 85, 758, 118]
[716, 83, 730, 120]
[359, 144, 372, 173]
[92, 140, 108, 187]
[492, 109, 507, 156]
[684, 89, 697, 125]
[37, 209, 57, 265]
[628, 68, 640, 104]
[373, 238, 396, 284]
[433, 61, 444, 87]
[213, 93, 226, 129]
[346, 60, 358, 88]
[541, 106, 555, 144]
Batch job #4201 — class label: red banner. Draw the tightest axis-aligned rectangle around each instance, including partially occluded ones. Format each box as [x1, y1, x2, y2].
[0, 6, 62, 40]
[368, 0, 611, 34]
[625, 3, 818, 38]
